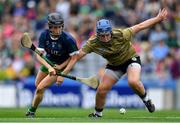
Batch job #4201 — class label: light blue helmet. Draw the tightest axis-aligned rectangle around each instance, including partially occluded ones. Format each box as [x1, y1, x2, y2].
[96, 19, 112, 35]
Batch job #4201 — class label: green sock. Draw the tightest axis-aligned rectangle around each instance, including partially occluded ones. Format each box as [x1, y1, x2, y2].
[29, 107, 37, 112]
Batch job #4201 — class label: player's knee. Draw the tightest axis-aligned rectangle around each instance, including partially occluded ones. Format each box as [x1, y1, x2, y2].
[35, 84, 38, 88]
[97, 86, 109, 96]
[35, 81, 41, 88]
[36, 86, 44, 94]
[128, 78, 139, 87]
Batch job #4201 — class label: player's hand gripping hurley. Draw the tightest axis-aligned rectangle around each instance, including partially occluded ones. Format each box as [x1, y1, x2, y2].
[21, 32, 99, 89]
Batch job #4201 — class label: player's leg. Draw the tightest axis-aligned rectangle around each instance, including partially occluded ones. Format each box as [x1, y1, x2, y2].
[26, 65, 57, 117]
[89, 69, 118, 117]
[26, 70, 48, 117]
[127, 63, 155, 113]
[32, 74, 57, 108]
[26, 73, 57, 117]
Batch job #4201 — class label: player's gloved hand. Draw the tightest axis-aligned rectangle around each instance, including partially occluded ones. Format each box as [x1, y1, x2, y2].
[56, 76, 64, 86]
[48, 67, 56, 76]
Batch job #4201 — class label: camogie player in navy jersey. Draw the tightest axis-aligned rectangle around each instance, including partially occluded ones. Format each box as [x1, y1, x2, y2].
[26, 12, 78, 117]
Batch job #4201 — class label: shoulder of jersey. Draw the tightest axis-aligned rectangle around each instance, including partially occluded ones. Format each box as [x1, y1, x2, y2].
[112, 28, 123, 37]
[41, 29, 49, 35]
[88, 34, 97, 44]
[112, 28, 123, 34]
[63, 31, 73, 40]
[39, 29, 49, 39]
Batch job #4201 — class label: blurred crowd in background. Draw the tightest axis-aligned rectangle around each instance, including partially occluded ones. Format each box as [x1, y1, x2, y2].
[0, 0, 179, 85]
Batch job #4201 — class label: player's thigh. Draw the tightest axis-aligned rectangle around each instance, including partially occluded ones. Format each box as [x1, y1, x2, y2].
[37, 75, 57, 90]
[35, 70, 48, 87]
[127, 63, 141, 83]
[98, 71, 118, 92]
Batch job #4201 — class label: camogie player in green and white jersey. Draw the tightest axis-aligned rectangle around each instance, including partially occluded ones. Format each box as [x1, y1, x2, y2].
[66, 8, 168, 117]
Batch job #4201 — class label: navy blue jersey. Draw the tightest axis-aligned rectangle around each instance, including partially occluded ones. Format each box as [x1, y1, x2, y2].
[38, 29, 78, 64]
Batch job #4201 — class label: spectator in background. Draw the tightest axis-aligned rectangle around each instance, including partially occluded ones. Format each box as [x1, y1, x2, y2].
[90, 0, 104, 18]
[155, 59, 170, 82]
[167, 50, 180, 109]
[151, 40, 169, 61]
[0, 31, 13, 80]
[166, 30, 179, 48]
[0, 32, 12, 70]
[12, 0, 26, 17]
[35, 0, 49, 32]
[26, 0, 37, 20]
[56, 0, 70, 23]
[149, 25, 168, 45]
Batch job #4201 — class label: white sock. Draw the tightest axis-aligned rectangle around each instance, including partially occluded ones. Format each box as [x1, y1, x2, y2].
[142, 93, 149, 102]
[94, 111, 102, 116]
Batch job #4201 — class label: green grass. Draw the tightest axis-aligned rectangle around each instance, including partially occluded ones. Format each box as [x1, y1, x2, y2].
[0, 108, 180, 122]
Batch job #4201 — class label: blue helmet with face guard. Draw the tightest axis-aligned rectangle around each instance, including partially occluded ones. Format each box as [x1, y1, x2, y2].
[96, 19, 112, 35]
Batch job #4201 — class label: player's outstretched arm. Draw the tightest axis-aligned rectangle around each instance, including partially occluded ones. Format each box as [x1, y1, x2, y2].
[56, 49, 87, 85]
[131, 8, 168, 34]
[62, 49, 87, 75]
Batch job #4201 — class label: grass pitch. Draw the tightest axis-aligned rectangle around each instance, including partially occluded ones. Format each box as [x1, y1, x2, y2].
[0, 108, 180, 122]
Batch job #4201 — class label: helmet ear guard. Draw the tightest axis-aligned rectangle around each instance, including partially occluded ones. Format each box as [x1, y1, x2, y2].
[96, 19, 112, 35]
